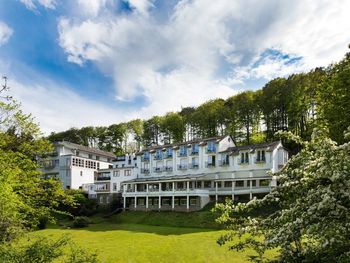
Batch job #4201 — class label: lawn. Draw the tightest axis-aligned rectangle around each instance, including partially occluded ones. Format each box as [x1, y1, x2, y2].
[32, 222, 273, 263]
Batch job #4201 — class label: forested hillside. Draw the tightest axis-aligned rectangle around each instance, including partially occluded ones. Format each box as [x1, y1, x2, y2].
[48, 50, 350, 155]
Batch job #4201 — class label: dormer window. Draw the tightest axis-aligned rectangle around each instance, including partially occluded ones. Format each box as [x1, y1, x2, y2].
[179, 146, 187, 157]
[142, 152, 150, 161]
[256, 150, 266, 163]
[207, 141, 216, 153]
[165, 148, 173, 158]
[154, 149, 163, 160]
[240, 152, 249, 164]
[191, 144, 199, 155]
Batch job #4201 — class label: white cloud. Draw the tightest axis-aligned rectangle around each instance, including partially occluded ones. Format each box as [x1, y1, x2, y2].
[20, 0, 56, 10]
[7, 78, 129, 135]
[58, 0, 350, 123]
[0, 22, 13, 46]
[76, 0, 111, 17]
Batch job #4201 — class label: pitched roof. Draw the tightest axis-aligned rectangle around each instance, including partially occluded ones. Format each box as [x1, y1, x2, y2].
[220, 141, 281, 154]
[136, 135, 229, 155]
[56, 141, 116, 158]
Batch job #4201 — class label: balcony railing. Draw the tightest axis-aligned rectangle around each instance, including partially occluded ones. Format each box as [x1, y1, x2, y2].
[178, 151, 187, 157]
[153, 155, 163, 160]
[190, 151, 199, 156]
[154, 167, 163, 173]
[96, 176, 111, 181]
[165, 166, 173, 172]
[141, 168, 150, 174]
[219, 160, 230, 166]
[189, 163, 199, 169]
[205, 162, 216, 168]
[178, 164, 188, 170]
[163, 153, 173, 159]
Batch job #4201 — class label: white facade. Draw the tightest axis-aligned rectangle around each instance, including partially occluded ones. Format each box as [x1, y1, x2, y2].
[121, 135, 289, 211]
[40, 141, 115, 190]
[85, 154, 138, 204]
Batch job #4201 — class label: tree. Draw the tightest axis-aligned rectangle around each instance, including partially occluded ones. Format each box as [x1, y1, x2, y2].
[0, 79, 98, 262]
[215, 128, 350, 262]
[160, 112, 185, 143]
[319, 52, 350, 144]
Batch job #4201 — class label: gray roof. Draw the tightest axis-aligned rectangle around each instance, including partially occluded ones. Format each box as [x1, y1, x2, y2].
[56, 141, 116, 158]
[220, 141, 281, 154]
[136, 135, 230, 155]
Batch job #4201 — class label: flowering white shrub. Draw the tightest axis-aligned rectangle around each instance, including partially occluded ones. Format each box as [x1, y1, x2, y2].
[215, 128, 350, 263]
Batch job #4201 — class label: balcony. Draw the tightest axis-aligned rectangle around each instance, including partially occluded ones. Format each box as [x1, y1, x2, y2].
[189, 163, 199, 169]
[165, 166, 173, 172]
[141, 168, 150, 174]
[178, 151, 187, 157]
[154, 167, 163, 173]
[190, 151, 199, 156]
[177, 164, 188, 170]
[153, 155, 163, 161]
[96, 176, 111, 181]
[218, 160, 230, 167]
[205, 162, 216, 168]
[163, 153, 173, 159]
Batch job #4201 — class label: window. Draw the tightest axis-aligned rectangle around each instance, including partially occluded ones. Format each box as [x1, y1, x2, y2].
[76, 150, 80, 156]
[66, 170, 71, 177]
[106, 196, 110, 204]
[113, 170, 120, 177]
[155, 150, 163, 160]
[143, 152, 150, 161]
[124, 170, 131, 176]
[88, 154, 92, 159]
[207, 141, 216, 153]
[240, 152, 249, 164]
[179, 146, 187, 156]
[256, 150, 266, 162]
[204, 181, 212, 188]
[162, 198, 171, 205]
[191, 144, 199, 155]
[224, 181, 232, 188]
[54, 159, 59, 166]
[260, 179, 270, 187]
[138, 198, 145, 206]
[207, 155, 216, 167]
[217, 181, 222, 188]
[196, 181, 202, 188]
[166, 148, 173, 158]
[190, 198, 197, 206]
[154, 198, 159, 206]
[80, 171, 83, 176]
[236, 181, 244, 187]
[96, 156, 100, 160]
[180, 198, 187, 206]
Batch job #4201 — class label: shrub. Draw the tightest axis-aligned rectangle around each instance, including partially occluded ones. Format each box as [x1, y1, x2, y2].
[72, 216, 90, 228]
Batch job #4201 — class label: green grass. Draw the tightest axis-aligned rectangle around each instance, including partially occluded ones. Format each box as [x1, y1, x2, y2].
[109, 210, 221, 229]
[32, 222, 276, 263]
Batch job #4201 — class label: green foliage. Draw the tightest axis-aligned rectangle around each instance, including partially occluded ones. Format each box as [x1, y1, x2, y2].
[46, 49, 350, 153]
[72, 216, 90, 228]
[0, 236, 98, 263]
[215, 128, 350, 262]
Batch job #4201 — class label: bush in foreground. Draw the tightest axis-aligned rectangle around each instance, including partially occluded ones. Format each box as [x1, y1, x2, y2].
[215, 128, 350, 262]
[72, 216, 90, 228]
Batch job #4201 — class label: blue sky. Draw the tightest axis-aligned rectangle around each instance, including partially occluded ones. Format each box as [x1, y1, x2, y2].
[0, 0, 349, 134]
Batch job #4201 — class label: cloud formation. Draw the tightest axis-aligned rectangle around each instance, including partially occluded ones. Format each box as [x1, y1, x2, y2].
[58, 0, 350, 112]
[0, 21, 13, 46]
[20, 0, 56, 10]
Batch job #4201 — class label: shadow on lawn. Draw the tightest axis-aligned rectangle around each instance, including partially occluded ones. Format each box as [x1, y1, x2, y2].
[50, 223, 221, 236]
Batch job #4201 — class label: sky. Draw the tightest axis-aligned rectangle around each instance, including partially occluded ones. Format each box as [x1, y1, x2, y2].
[0, 0, 349, 134]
